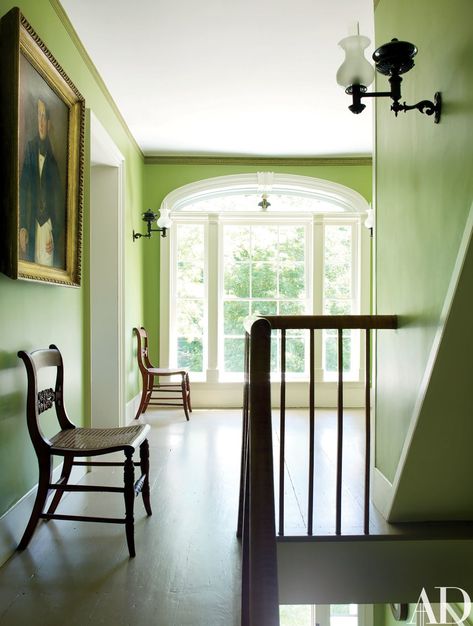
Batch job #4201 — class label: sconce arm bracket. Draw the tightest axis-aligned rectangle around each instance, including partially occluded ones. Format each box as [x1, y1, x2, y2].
[391, 92, 441, 123]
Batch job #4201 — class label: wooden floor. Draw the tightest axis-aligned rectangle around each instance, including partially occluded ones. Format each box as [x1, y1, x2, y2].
[0, 407, 392, 625]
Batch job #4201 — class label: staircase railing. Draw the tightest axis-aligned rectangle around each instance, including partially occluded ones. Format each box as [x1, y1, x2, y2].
[237, 315, 398, 626]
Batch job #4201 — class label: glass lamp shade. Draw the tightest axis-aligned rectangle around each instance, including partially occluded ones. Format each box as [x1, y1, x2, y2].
[157, 208, 172, 229]
[336, 35, 375, 89]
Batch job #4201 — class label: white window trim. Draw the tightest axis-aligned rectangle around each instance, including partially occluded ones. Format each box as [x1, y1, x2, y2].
[159, 174, 371, 408]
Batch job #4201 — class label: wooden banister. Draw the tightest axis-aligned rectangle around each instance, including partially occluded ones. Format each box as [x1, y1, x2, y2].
[239, 314, 398, 626]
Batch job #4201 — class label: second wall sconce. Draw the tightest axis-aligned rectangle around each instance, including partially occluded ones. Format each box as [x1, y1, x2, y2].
[133, 208, 171, 241]
[336, 33, 441, 123]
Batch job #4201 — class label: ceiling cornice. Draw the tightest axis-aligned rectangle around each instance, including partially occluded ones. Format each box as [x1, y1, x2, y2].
[51, 0, 143, 159]
[144, 156, 372, 167]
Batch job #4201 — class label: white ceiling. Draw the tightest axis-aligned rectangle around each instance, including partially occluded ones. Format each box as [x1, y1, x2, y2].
[61, 0, 375, 157]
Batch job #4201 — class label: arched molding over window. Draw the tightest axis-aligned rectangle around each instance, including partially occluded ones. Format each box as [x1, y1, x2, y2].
[159, 172, 371, 408]
[161, 173, 370, 215]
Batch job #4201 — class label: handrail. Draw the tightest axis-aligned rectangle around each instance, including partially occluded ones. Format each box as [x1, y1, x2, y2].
[244, 314, 398, 331]
[239, 314, 398, 626]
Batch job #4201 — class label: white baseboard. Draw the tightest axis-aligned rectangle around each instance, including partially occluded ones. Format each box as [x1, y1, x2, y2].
[186, 381, 367, 409]
[372, 466, 394, 519]
[0, 463, 87, 567]
[125, 392, 141, 424]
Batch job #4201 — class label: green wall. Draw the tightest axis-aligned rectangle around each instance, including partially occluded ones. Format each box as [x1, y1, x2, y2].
[374, 604, 416, 626]
[142, 162, 372, 363]
[375, 0, 473, 481]
[0, 0, 145, 518]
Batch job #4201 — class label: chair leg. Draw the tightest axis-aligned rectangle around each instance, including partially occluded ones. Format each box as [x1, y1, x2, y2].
[186, 373, 192, 413]
[141, 374, 154, 414]
[181, 374, 190, 421]
[45, 456, 74, 517]
[135, 373, 149, 419]
[18, 455, 52, 550]
[124, 450, 136, 557]
[140, 439, 152, 516]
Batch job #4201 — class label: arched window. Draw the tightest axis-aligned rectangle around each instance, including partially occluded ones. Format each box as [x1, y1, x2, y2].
[159, 173, 371, 407]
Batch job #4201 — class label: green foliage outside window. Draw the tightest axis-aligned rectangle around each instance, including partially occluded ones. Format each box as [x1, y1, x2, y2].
[222, 224, 306, 375]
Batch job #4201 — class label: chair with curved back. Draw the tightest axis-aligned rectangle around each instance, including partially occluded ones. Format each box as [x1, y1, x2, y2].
[17, 344, 152, 557]
[134, 326, 191, 421]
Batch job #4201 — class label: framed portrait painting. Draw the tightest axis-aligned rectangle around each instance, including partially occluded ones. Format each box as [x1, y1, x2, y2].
[0, 7, 84, 286]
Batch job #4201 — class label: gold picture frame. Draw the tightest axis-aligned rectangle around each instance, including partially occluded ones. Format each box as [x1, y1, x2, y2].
[0, 7, 84, 286]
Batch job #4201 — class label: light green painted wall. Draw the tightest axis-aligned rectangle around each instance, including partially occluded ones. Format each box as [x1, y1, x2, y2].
[0, 0, 145, 517]
[374, 0, 473, 481]
[142, 162, 372, 363]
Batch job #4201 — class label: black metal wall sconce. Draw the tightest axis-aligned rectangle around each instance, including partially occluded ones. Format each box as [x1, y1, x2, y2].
[337, 34, 441, 123]
[133, 208, 171, 241]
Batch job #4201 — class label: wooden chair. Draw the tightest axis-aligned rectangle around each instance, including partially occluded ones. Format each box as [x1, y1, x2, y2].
[134, 326, 191, 421]
[17, 345, 152, 558]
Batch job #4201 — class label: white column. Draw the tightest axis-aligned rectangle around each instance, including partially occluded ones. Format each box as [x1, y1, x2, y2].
[313, 215, 324, 382]
[206, 214, 219, 383]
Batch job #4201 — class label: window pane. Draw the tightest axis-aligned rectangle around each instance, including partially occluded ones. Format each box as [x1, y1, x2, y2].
[252, 225, 278, 261]
[177, 261, 204, 298]
[176, 300, 205, 372]
[279, 262, 305, 299]
[224, 301, 249, 334]
[251, 262, 276, 298]
[324, 299, 351, 315]
[286, 338, 305, 373]
[280, 605, 312, 626]
[177, 224, 204, 260]
[279, 301, 305, 315]
[330, 604, 358, 626]
[177, 299, 204, 337]
[223, 225, 250, 261]
[224, 338, 245, 372]
[222, 222, 309, 376]
[325, 225, 351, 265]
[279, 226, 305, 262]
[177, 337, 203, 371]
[224, 262, 250, 297]
[324, 333, 351, 373]
[324, 262, 351, 298]
[251, 301, 277, 316]
[324, 225, 352, 301]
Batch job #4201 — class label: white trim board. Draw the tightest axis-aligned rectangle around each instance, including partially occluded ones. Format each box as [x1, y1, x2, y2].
[0, 463, 87, 567]
[373, 202, 473, 519]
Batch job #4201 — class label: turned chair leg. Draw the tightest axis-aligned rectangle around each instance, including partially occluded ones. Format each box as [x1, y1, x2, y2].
[140, 440, 152, 516]
[18, 456, 52, 550]
[46, 456, 73, 517]
[124, 450, 136, 557]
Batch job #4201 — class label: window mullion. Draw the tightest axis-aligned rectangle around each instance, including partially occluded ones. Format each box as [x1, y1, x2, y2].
[313, 215, 324, 382]
[207, 214, 219, 383]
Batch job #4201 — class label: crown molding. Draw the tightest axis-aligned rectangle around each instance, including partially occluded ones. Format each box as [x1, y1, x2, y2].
[50, 0, 143, 158]
[144, 155, 372, 167]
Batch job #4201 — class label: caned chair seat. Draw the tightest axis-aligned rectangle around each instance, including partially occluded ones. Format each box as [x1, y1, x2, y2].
[50, 425, 149, 454]
[17, 345, 152, 558]
[134, 326, 192, 420]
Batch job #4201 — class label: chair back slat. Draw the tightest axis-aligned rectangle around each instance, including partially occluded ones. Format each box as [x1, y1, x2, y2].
[18, 346, 75, 454]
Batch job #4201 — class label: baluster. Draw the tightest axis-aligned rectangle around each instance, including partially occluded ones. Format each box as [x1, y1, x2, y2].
[237, 332, 250, 538]
[307, 329, 315, 535]
[336, 328, 344, 535]
[364, 329, 371, 535]
[279, 329, 286, 536]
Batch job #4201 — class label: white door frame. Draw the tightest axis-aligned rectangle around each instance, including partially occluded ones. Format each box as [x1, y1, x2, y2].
[90, 112, 125, 427]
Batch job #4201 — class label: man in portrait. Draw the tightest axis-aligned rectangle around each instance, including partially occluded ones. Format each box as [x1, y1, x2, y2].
[19, 97, 65, 268]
